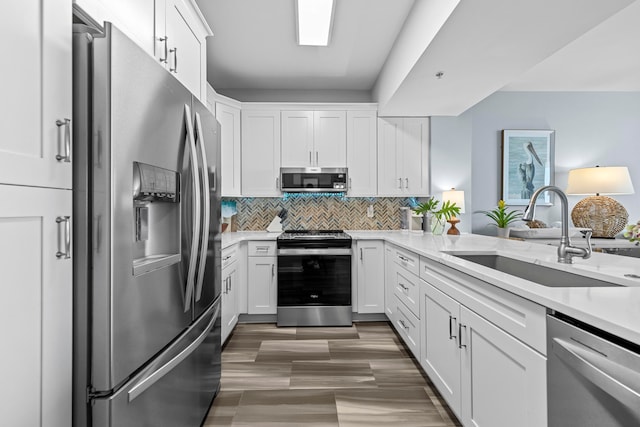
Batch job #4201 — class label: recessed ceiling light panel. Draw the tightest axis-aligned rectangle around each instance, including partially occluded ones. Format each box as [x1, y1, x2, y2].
[296, 0, 335, 46]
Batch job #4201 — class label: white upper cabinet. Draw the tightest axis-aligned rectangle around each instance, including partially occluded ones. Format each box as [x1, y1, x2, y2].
[0, 0, 72, 189]
[73, 0, 156, 55]
[281, 110, 346, 167]
[346, 110, 377, 196]
[156, 0, 212, 100]
[377, 117, 430, 196]
[215, 99, 242, 197]
[241, 109, 281, 197]
[74, 0, 211, 100]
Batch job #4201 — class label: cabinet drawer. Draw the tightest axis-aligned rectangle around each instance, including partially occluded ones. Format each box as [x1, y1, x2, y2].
[222, 245, 239, 269]
[394, 268, 420, 318]
[391, 245, 419, 277]
[248, 241, 277, 257]
[393, 295, 420, 358]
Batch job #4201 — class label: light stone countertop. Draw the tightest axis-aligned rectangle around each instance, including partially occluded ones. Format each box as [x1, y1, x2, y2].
[222, 230, 640, 345]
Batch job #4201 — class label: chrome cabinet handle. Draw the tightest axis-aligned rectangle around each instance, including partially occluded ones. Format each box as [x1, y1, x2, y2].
[399, 319, 409, 330]
[316, 151, 318, 165]
[56, 216, 71, 259]
[360, 248, 363, 261]
[449, 315, 457, 340]
[458, 324, 467, 349]
[309, 151, 312, 165]
[257, 246, 269, 252]
[159, 36, 168, 63]
[276, 177, 279, 189]
[272, 264, 275, 277]
[405, 178, 409, 189]
[399, 283, 409, 291]
[398, 178, 402, 189]
[349, 178, 352, 189]
[170, 47, 178, 72]
[56, 118, 71, 162]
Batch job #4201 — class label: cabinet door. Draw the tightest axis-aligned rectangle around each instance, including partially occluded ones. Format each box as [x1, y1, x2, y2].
[314, 111, 346, 167]
[356, 240, 385, 314]
[377, 118, 402, 196]
[216, 102, 242, 196]
[384, 246, 395, 319]
[460, 306, 547, 427]
[241, 110, 281, 196]
[164, 0, 205, 99]
[346, 110, 377, 196]
[281, 111, 314, 167]
[420, 282, 462, 419]
[0, 0, 72, 189]
[247, 256, 277, 314]
[401, 118, 430, 196]
[0, 185, 72, 427]
[221, 264, 238, 344]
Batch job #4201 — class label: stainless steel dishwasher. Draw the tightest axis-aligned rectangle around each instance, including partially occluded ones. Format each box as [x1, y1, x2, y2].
[548, 313, 640, 427]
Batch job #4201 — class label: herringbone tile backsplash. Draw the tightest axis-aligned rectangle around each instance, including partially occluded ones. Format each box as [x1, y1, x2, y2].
[224, 196, 415, 231]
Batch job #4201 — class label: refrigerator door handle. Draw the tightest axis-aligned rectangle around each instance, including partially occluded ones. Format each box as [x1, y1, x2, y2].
[127, 303, 220, 402]
[183, 104, 201, 312]
[193, 112, 210, 303]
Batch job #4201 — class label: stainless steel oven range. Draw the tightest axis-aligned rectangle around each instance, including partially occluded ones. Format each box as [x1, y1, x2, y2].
[277, 230, 352, 326]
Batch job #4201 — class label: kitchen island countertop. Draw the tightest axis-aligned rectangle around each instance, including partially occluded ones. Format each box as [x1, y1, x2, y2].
[222, 230, 640, 345]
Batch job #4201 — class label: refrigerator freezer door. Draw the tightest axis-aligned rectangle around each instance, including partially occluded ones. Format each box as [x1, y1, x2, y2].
[92, 300, 221, 427]
[192, 99, 222, 320]
[90, 23, 200, 391]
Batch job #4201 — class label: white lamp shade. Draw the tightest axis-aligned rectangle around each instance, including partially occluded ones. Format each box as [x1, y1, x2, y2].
[566, 166, 635, 195]
[442, 188, 465, 213]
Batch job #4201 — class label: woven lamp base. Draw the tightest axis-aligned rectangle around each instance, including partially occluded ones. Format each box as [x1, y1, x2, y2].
[571, 195, 628, 238]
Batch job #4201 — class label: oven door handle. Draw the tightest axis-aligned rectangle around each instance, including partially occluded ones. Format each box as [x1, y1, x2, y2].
[277, 248, 352, 256]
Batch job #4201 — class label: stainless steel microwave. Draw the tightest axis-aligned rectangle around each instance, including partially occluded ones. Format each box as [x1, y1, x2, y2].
[280, 167, 348, 193]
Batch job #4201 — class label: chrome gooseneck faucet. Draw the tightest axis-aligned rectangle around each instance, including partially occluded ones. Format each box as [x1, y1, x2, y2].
[522, 185, 592, 264]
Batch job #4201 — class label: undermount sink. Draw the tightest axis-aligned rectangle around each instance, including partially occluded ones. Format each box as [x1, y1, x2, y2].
[447, 253, 622, 288]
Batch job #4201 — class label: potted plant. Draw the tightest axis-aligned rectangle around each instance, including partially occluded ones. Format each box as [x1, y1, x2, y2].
[413, 197, 461, 234]
[480, 200, 522, 238]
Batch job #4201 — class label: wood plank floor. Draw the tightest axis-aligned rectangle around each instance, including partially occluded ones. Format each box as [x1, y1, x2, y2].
[204, 322, 462, 427]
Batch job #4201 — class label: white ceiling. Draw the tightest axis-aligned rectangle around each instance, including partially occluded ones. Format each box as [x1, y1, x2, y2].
[196, 0, 640, 114]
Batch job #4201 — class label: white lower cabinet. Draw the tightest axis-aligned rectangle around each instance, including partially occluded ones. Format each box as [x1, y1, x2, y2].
[221, 245, 240, 344]
[460, 306, 546, 427]
[355, 240, 385, 313]
[0, 185, 72, 427]
[420, 273, 547, 427]
[247, 242, 277, 314]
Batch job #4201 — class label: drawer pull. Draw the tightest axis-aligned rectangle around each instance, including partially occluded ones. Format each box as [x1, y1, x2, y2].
[399, 283, 409, 291]
[449, 315, 457, 340]
[399, 319, 409, 330]
[458, 323, 467, 349]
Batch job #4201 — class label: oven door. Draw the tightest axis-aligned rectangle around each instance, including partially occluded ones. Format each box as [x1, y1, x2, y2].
[277, 248, 352, 306]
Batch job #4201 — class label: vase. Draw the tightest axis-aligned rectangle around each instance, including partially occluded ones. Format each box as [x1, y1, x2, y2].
[496, 227, 510, 238]
[431, 217, 446, 235]
[422, 212, 433, 233]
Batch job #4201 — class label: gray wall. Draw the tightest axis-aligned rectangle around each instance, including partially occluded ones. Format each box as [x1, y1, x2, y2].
[431, 91, 640, 235]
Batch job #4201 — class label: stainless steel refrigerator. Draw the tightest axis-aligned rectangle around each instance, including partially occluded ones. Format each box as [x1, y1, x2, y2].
[72, 22, 221, 427]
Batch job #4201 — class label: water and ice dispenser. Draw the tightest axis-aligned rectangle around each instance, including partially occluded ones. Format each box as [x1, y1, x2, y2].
[132, 161, 181, 275]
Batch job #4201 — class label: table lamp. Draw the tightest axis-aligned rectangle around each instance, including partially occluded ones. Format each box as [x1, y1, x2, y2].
[565, 166, 635, 238]
[443, 188, 465, 235]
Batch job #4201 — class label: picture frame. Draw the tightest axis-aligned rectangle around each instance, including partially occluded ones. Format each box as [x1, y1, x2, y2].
[501, 130, 555, 205]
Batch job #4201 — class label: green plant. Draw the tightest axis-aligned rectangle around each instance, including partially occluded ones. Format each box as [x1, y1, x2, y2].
[412, 197, 440, 216]
[481, 200, 522, 228]
[412, 197, 460, 220]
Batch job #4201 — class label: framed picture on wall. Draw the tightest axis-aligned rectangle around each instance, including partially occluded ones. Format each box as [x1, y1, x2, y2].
[501, 129, 555, 205]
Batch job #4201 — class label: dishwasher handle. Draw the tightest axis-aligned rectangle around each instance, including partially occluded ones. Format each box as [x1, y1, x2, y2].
[552, 337, 640, 415]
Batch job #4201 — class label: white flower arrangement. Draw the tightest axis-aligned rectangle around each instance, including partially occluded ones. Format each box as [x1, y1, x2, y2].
[623, 220, 640, 245]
